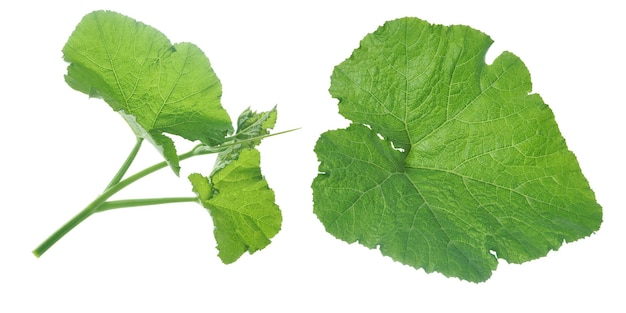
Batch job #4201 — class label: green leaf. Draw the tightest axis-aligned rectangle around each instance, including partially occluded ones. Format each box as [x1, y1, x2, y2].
[313, 17, 602, 282]
[236, 106, 278, 141]
[189, 148, 281, 263]
[189, 108, 281, 263]
[63, 10, 233, 174]
[196, 106, 278, 175]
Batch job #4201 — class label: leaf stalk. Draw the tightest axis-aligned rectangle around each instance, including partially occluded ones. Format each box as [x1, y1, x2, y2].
[33, 128, 296, 257]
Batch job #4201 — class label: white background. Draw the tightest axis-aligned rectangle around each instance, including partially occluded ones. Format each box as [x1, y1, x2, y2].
[1, 0, 623, 311]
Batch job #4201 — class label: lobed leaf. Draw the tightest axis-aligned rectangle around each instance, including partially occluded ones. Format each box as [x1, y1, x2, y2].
[313, 17, 602, 282]
[189, 148, 282, 263]
[62, 10, 233, 174]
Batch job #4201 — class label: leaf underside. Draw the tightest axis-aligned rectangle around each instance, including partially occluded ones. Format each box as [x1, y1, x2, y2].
[62, 10, 233, 174]
[312, 17, 602, 282]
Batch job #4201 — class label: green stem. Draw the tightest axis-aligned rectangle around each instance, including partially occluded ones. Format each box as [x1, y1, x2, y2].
[105, 137, 143, 190]
[32, 128, 295, 257]
[32, 198, 102, 258]
[96, 197, 197, 212]
[32, 149, 197, 258]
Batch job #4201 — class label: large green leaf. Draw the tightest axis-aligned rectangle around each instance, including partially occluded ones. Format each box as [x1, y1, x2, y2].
[63, 10, 233, 174]
[189, 148, 281, 263]
[312, 17, 602, 282]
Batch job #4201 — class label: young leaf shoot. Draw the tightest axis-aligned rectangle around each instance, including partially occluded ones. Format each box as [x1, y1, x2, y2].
[312, 17, 602, 282]
[33, 10, 292, 263]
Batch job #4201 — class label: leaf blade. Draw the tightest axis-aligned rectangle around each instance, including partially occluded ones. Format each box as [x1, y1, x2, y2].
[314, 17, 602, 282]
[190, 148, 281, 263]
[62, 10, 233, 173]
